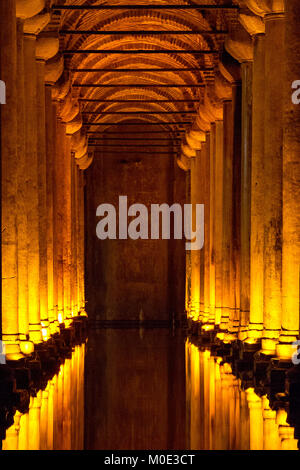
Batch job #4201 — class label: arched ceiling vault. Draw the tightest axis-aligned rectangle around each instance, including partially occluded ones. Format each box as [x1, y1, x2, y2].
[40, 0, 244, 160]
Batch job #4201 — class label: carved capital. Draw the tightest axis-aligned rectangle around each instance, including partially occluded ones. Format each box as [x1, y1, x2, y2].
[36, 36, 59, 61]
[16, 0, 45, 19]
[225, 27, 254, 63]
[23, 12, 50, 35]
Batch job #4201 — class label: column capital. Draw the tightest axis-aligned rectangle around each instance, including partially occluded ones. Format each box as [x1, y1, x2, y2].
[225, 27, 254, 63]
[16, 0, 45, 19]
[36, 36, 59, 61]
[45, 55, 64, 85]
[243, 0, 284, 16]
[23, 12, 50, 35]
[239, 12, 265, 36]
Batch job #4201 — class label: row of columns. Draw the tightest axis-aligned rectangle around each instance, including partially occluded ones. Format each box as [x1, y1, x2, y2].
[183, 2, 300, 359]
[0, 1, 86, 360]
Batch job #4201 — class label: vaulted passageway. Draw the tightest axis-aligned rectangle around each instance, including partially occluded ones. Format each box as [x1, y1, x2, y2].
[1, 0, 300, 451]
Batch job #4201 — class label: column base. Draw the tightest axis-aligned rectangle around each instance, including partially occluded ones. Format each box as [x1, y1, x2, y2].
[2, 342, 25, 361]
[19, 340, 34, 355]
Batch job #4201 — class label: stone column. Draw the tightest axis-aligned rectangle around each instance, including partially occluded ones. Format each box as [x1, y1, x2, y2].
[228, 81, 242, 339]
[23, 33, 42, 343]
[249, 33, 266, 342]
[79, 170, 86, 314]
[277, 0, 300, 359]
[190, 156, 201, 321]
[54, 118, 65, 324]
[16, 18, 33, 354]
[214, 120, 224, 327]
[45, 85, 57, 334]
[203, 134, 212, 329]
[209, 124, 216, 327]
[0, 0, 23, 359]
[220, 99, 233, 337]
[62, 132, 72, 325]
[239, 61, 253, 341]
[262, 12, 285, 355]
[36, 56, 49, 340]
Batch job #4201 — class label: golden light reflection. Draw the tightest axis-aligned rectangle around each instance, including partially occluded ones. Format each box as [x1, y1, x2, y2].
[185, 339, 298, 450]
[2, 343, 85, 451]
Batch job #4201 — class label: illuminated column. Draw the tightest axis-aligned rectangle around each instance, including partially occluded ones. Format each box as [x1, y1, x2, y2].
[262, 12, 285, 354]
[203, 135, 212, 328]
[16, 18, 32, 353]
[78, 170, 86, 314]
[228, 81, 242, 339]
[0, 0, 23, 359]
[214, 121, 224, 327]
[45, 86, 57, 334]
[54, 118, 65, 324]
[220, 100, 233, 337]
[249, 33, 266, 342]
[71, 158, 78, 316]
[239, 60, 253, 341]
[190, 156, 201, 321]
[246, 388, 263, 450]
[62, 131, 72, 326]
[277, 0, 300, 359]
[209, 124, 216, 327]
[36, 56, 49, 340]
[23, 33, 42, 343]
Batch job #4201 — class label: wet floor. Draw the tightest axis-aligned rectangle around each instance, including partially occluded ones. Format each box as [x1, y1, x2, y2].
[1, 329, 298, 450]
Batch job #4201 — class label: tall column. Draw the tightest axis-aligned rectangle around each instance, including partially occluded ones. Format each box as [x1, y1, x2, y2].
[16, 18, 33, 354]
[203, 134, 212, 328]
[220, 100, 233, 337]
[0, 0, 23, 359]
[79, 170, 86, 314]
[62, 132, 72, 325]
[45, 86, 57, 334]
[239, 61, 253, 341]
[190, 156, 201, 321]
[262, 13, 285, 355]
[36, 57, 49, 340]
[54, 117, 65, 324]
[24, 33, 42, 343]
[214, 121, 224, 327]
[248, 33, 266, 342]
[277, 0, 300, 359]
[228, 81, 242, 339]
[209, 125, 216, 327]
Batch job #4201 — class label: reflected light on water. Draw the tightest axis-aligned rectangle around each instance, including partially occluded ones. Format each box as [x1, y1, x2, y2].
[185, 340, 298, 450]
[2, 344, 85, 451]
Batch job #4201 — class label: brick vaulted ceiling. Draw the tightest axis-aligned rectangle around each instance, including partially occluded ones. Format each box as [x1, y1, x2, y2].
[43, 0, 241, 155]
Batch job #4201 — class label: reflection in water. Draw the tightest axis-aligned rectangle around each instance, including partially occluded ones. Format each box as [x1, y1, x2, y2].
[2, 344, 85, 450]
[185, 341, 298, 450]
[1, 332, 298, 450]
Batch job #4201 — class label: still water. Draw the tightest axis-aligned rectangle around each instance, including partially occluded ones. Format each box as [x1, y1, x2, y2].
[1, 329, 298, 450]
